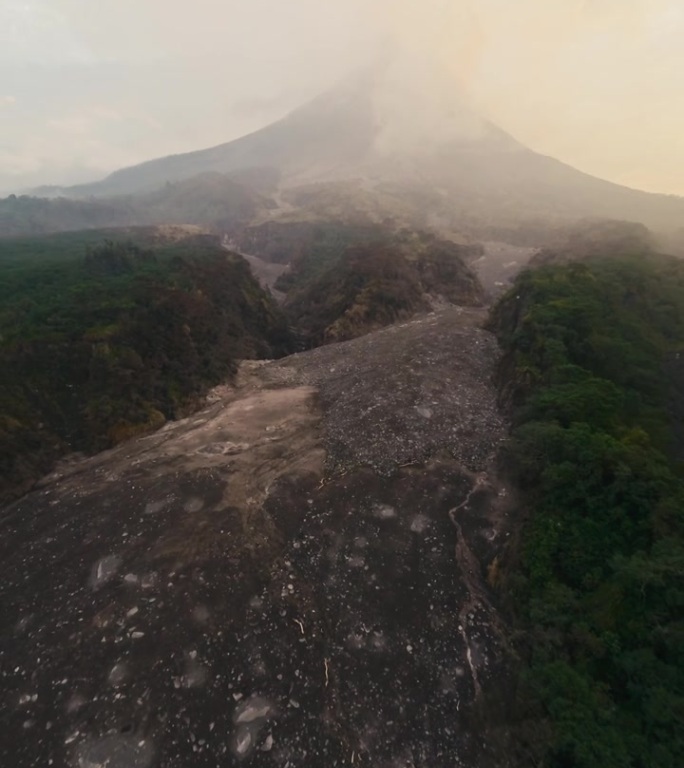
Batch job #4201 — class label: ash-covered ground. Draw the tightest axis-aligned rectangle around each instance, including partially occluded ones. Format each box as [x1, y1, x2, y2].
[0, 307, 515, 768]
[256, 306, 505, 476]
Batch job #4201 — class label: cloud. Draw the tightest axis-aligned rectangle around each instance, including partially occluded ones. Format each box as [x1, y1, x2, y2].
[0, 0, 682, 194]
[228, 95, 295, 121]
[459, 0, 684, 192]
[0, 96, 16, 107]
[370, 0, 484, 91]
[0, 150, 43, 177]
[0, 102, 160, 193]
[363, 0, 684, 193]
[0, 0, 91, 64]
[47, 106, 123, 137]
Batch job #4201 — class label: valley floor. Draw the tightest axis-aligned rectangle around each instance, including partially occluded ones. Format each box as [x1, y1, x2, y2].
[0, 307, 516, 768]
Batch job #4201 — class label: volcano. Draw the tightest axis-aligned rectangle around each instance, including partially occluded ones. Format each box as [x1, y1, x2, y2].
[53, 57, 684, 237]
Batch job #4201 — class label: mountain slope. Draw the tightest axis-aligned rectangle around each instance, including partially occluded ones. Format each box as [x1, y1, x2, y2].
[55, 62, 684, 236]
[0, 173, 267, 238]
[65, 74, 380, 198]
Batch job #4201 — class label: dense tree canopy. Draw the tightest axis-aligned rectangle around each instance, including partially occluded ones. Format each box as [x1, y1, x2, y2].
[0, 230, 292, 504]
[490, 255, 684, 768]
[0, 173, 263, 238]
[280, 228, 484, 346]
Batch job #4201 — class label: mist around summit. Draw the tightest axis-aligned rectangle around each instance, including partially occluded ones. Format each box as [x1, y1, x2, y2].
[6, 49, 684, 250]
[4, 0, 684, 196]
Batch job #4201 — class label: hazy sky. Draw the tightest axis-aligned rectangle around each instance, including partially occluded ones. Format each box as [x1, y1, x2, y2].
[1, 0, 683, 195]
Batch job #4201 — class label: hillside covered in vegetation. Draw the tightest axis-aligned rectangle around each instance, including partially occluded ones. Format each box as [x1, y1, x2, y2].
[0, 172, 268, 238]
[278, 228, 484, 346]
[0, 229, 292, 503]
[490, 255, 684, 768]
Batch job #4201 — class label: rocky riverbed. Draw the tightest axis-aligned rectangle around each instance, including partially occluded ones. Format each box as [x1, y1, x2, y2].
[0, 307, 515, 768]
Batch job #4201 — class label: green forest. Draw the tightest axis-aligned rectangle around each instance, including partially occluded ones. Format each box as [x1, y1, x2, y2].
[3, 222, 683, 766]
[490, 255, 684, 767]
[0, 172, 264, 238]
[279, 228, 484, 345]
[0, 230, 291, 504]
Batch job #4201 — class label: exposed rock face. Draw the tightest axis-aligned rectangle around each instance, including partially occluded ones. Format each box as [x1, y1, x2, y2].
[0, 307, 515, 768]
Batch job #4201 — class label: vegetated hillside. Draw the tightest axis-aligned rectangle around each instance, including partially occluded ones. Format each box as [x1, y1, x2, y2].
[0, 195, 138, 237]
[274, 223, 476, 294]
[282, 230, 484, 346]
[661, 226, 684, 258]
[529, 218, 656, 266]
[489, 255, 684, 768]
[138, 172, 267, 229]
[0, 172, 267, 238]
[229, 220, 393, 267]
[0, 230, 292, 504]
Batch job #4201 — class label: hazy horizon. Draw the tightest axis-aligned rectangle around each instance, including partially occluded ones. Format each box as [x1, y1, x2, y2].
[2, 0, 683, 197]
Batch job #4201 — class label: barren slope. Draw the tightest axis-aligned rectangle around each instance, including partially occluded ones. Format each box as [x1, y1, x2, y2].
[0, 307, 515, 768]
